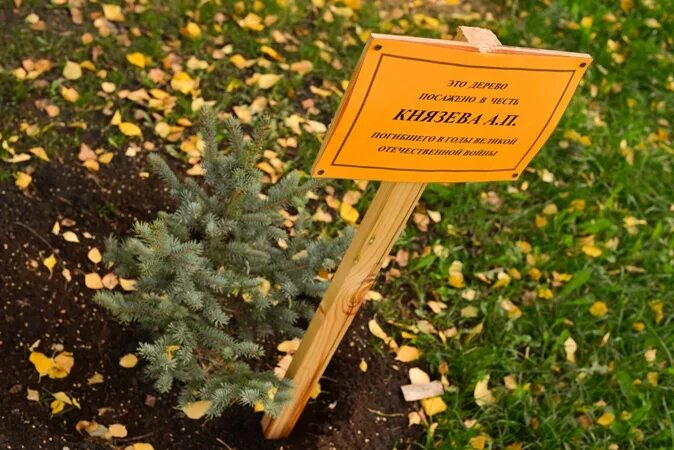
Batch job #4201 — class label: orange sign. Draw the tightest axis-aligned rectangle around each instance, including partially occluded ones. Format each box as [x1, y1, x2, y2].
[312, 34, 592, 183]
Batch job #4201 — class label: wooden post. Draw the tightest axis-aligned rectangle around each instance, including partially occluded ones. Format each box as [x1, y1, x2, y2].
[262, 27, 502, 439]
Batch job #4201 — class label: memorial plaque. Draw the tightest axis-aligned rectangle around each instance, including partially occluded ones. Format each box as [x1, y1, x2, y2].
[312, 33, 592, 183]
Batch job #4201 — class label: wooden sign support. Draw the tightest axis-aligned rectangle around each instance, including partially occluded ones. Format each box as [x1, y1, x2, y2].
[262, 27, 502, 439]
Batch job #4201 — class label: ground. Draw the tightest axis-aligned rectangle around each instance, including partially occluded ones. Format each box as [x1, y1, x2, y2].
[1, 0, 673, 449]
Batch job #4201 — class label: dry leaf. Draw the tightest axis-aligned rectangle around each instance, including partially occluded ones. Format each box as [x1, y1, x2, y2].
[564, 336, 577, 363]
[62, 231, 80, 243]
[109, 424, 128, 438]
[85, 272, 103, 289]
[62, 61, 82, 80]
[597, 412, 615, 427]
[102, 4, 124, 22]
[43, 254, 57, 274]
[29, 147, 49, 161]
[15, 171, 32, 190]
[474, 374, 496, 407]
[421, 396, 447, 416]
[119, 278, 137, 291]
[395, 345, 420, 362]
[237, 13, 264, 31]
[339, 202, 359, 224]
[409, 367, 431, 385]
[87, 372, 104, 385]
[87, 247, 102, 264]
[126, 52, 147, 68]
[61, 86, 79, 103]
[256, 73, 282, 89]
[119, 353, 138, 368]
[119, 122, 142, 137]
[277, 338, 300, 354]
[182, 400, 212, 419]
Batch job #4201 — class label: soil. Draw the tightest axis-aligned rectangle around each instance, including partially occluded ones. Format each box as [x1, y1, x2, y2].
[0, 149, 422, 449]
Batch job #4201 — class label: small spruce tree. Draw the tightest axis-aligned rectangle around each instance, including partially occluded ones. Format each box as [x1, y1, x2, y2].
[95, 110, 351, 417]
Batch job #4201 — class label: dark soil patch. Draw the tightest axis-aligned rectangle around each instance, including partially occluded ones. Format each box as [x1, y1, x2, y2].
[0, 149, 421, 449]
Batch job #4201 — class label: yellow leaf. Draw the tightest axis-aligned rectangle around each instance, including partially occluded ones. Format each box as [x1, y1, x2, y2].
[644, 18, 661, 28]
[62, 61, 82, 80]
[29, 147, 49, 161]
[87, 371, 104, 385]
[119, 353, 138, 368]
[254, 401, 265, 412]
[474, 374, 496, 407]
[154, 122, 170, 138]
[171, 71, 196, 94]
[260, 45, 284, 62]
[119, 278, 137, 291]
[182, 400, 212, 419]
[50, 399, 65, 415]
[277, 338, 300, 354]
[29, 352, 54, 377]
[98, 152, 114, 164]
[309, 382, 321, 399]
[359, 358, 368, 372]
[409, 367, 431, 384]
[102, 3, 124, 22]
[339, 202, 359, 224]
[49, 351, 74, 378]
[237, 13, 264, 31]
[15, 171, 32, 190]
[119, 122, 142, 137]
[564, 336, 577, 363]
[395, 345, 420, 362]
[470, 435, 488, 450]
[421, 396, 447, 416]
[448, 272, 464, 288]
[582, 245, 602, 258]
[61, 86, 79, 103]
[126, 52, 147, 68]
[589, 301, 608, 318]
[43, 254, 57, 274]
[181, 21, 202, 39]
[109, 423, 127, 438]
[62, 231, 80, 243]
[257, 73, 282, 89]
[230, 54, 254, 70]
[290, 60, 313, 76]
[132, 444, 154, 450]
[111, 110, 122, 126]
[85, 273, 104, 290]
[87, 247, 102, 264]
[597, 412, 615, 426]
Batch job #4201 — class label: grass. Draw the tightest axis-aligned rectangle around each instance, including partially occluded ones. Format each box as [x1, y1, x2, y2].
[2, 0, 672, 448]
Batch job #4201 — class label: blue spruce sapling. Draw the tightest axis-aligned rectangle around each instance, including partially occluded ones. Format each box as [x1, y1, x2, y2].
[95, 111, 351, 417]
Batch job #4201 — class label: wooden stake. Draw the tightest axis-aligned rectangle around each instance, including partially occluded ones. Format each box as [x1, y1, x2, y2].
[262, 26, 502, 440]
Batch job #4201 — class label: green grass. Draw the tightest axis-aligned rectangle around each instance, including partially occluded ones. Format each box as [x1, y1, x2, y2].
[2, 0, 673, 448]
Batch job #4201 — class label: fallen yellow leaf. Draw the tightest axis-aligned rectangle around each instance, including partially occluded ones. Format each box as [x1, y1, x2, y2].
[61, 86, 79, 103]
[87, 247, 102, 264]
[182, 400, 212, 419]
[339, 202, 359, 224]
[62, 231, 80, 243]
[29, 352, 54, 377]
[29, 147, 49, 161]
[109, 423, 128, 438]
[84, 272, 104, 289]
[181, 21, 202, 39]
[256, 73, 282, 89]
[395, 345, 420, 362]
[119, 353, 138, 368]
[421, 396, 447, 416]
[62, 61, 82, 80]
[43, 254, 57, 274]
[119, 278, 137, 291]
[102, 3, 124, 22]
[237, 13, 264, 31]
[126, 52, 147, 68]
[119, 122, 142, 137]
[15, 171, 32, 190]
[474, 374, 496, 407]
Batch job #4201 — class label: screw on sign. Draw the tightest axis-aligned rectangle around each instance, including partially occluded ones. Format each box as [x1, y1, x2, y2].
[262, 26, 591, 439]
